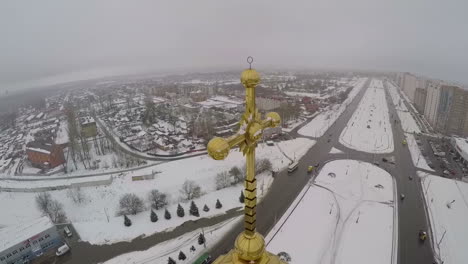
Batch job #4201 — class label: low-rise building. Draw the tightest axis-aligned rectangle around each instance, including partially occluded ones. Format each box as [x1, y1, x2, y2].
[0, 217, 62, 264]
[80, 116, 97, 138]
[26, 141, 65, 169]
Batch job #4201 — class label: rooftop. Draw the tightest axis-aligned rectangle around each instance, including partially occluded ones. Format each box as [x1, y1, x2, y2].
[0, 216, 55, 252]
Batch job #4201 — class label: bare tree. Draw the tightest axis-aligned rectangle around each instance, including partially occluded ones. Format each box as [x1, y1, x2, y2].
[119, 193, 145, 215]
[229, 166, 243, 184]
[35, 192, 67, 223]
[35, 192, 52, 215]
[148, 189, 168, 210]
[215, 171, 232, 190]
[48, 200, 67, 223]
[180, 180, 202, 200]
[67, 186, 86, 204]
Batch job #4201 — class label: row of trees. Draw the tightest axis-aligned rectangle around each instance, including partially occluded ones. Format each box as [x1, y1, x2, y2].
[118, 180, 203, 216]
[123, 199, 223, 226]
[215, 159, 272, 190]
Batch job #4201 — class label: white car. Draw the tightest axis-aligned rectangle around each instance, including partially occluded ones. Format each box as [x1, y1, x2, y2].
[56, 243, 70, 256]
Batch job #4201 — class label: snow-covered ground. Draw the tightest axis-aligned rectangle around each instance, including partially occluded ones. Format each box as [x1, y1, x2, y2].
[339, 79, 394, 153]
[419, 172, 468, 264]
[266, 159, 396, 264]
[405, 133, 434, 171]
[103, 216, 242, 264]
[386, 82, 421, 134]
[0, 138, 315, 245]
[329, 147, 344, 154]
[298, 78, 367, 138]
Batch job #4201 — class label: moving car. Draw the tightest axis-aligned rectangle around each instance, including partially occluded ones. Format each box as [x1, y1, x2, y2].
[402, 139, 407, 145]
[288, 161, 299, 173]
[56, 243, 70, 256]
[419, 230, 427, 242]
[307, 166, 314, 173]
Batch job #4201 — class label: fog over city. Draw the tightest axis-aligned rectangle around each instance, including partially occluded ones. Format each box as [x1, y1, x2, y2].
[1, 0, 468, 91]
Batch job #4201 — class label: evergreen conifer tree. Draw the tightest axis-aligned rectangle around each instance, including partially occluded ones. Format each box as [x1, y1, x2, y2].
[124, 215, 132, 227]
[165, 208, 172, 220]
[177, 203, 185, 217]
[189, 201, 200, 217]
[150, 210, 158, 222]
[215, 199, 222, 209]
[178, 251, 186, 260]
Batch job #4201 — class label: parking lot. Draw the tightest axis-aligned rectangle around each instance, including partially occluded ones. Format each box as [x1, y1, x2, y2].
[417, 135, 468, 179]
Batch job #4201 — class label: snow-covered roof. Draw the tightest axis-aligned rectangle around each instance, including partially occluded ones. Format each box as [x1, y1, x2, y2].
[0, 216, 55, 252]
[80, 116, 95, 125]
[26, 147, 51, 155]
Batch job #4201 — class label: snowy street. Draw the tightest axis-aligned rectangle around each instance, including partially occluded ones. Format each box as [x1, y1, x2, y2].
[266, 159, 397, 264]
[339, 79, 394, 154]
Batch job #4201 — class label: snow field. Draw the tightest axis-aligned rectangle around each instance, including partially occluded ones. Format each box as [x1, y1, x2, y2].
[266, 159, 396, 264]
[103, 216, 242, 264]
[298, 78, 367, 138]
[0, 138, 315, 245]
[339, 79, 394, 153]
[419, 172, 468, 264]
[405, 133, 434, 171]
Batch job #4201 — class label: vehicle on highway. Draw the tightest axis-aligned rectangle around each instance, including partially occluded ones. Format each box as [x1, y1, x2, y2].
[400, 194, 405, 200]
[402, 139, 407, 145]
[409, 175, 413, 180]
[434, 152, 446, 157]
[373, 161, 380, 166]
[443, 170, 450, 176]
[382, 157, 388, 162]
[288, 161, 299, 173]
[266, 140, 274, 146]
[307, 166, 314, 173]
[419, 230, 427, 242]
[56, 243, 70, 256]
[64, 226, 73, 237]
[193, 253, 212, 264]
[327, 138, 331, 143]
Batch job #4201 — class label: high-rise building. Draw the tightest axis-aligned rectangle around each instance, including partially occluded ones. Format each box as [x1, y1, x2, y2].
[435, 85, 468, 137]
[423, 81, 441, 128]
[399, 72, 418, 101]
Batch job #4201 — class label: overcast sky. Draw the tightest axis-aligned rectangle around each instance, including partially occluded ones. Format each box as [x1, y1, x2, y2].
[1, 0, 467, 91]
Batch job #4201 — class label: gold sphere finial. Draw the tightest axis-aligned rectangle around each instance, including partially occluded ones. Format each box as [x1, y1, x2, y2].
[207, 137, 230, 160]
[234, 232, 266, 261]
[241, 56, 260, 88]
[266, 112, 281, 127]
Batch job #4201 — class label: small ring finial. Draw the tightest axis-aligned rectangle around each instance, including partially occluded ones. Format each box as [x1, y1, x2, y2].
[247, 56, 253, 69]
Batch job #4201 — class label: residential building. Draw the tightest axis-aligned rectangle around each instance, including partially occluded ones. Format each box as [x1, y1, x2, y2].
[424, 81, 441, 128]
[256, 97, 282, 111]
[26, 141, 65, 169]
[0, 217, 62, 264]
[436, 85, 468, 136]
[80, 116, 97, 138]
[399, 72, 418, 101]
[413, 78, 427, 113]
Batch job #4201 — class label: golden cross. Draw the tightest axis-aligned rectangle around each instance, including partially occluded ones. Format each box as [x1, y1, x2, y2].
[207, 57, 282, 263]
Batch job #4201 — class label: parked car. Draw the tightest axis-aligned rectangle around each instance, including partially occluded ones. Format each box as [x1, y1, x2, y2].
[56, 243, 70, 256]
[64, 226, 72, 237]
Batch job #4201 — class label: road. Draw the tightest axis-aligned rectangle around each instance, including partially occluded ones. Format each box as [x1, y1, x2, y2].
[210, 78, 436, 264]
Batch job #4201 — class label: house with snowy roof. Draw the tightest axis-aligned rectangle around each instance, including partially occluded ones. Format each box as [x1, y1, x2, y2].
[26, 141, 65, 169]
